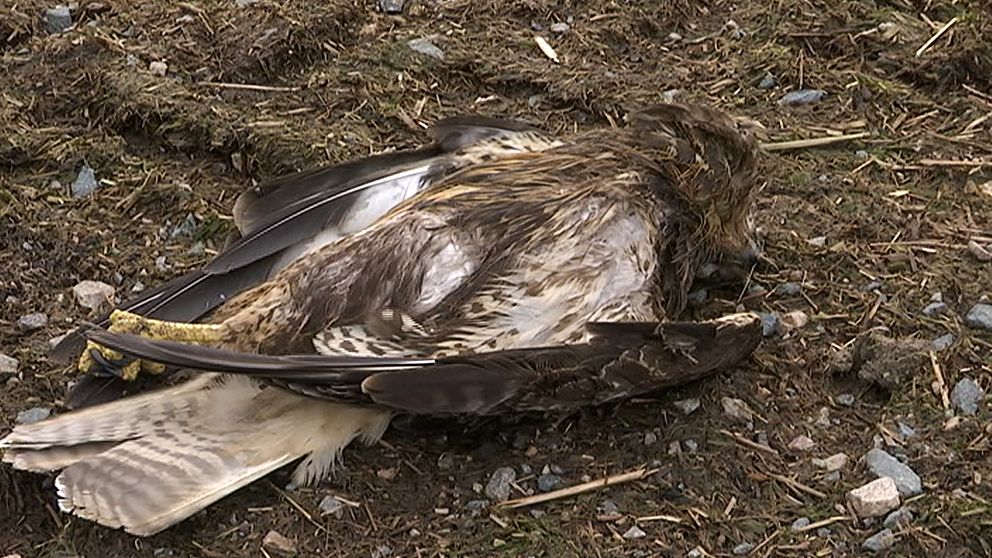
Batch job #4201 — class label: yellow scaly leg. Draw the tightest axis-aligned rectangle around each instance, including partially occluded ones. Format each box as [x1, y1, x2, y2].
[78, 310, 228, 380]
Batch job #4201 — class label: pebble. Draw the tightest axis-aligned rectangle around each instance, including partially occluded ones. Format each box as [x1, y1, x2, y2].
[683, 439, 699, 452]
[537, 473, 562, 492]
[788, 434, 816, 451]
[45, 5, 72, 33]
[897, 422, 916, 439]
[379, 0, 404, 14]
[643, 432, 657, 446]
[673, 398, 700, 415]
[950, 377, 984, 415]
[759, 312, 779, 337]
[758, 71, 776, 89]
[883, 507, 913, 529]
[437, 453, 454, 470]
[932, 333, 955, 351]
[0, 353, 19, 374]
[836, 393, 855, 406]
[550, 22, 570, 34]
[16, 407, 51, 424]
[864, 449, 922, 497]
[149, 61, 168, 76]
[17, 312, 48, 331]
[862, 528, 895, 552]
[807, 235, 827, 247]
[721, 397, 753, 425]
[318, 495, 345, 517]
[774, 282, 802, 296]
[465, 499, 488, 515]
[855, 149, 870, 160]
[790, 517, 811, 532]
[964, 303, 992, 331]
[622, 525, 646, 540]
[732, 542, 755, 556]
[407, 37, 444, 60]
[848, 477, 900, 518]
[967, 240, 992, 262]
[778, 89, 827, 105]
[485, 467, 516, 502]
[71, 164, 99, 197]
[169, 213, 197, 239]
[778, 310, 809, 332]
[921, 301, 948, 316]
[371, 544, 393, 558]
[262, 531, 296, 556]
[72, 280, 115, 311]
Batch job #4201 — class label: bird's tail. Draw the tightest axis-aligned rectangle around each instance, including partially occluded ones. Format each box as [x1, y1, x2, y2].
[1, 374, 391, 536]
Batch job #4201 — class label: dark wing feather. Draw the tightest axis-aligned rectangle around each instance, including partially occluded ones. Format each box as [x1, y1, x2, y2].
[81, 314, 761, 415]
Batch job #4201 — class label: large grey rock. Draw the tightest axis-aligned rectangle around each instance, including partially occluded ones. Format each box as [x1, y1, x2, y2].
[950, 377, 984, 415]
[864, 449, 922, 497]
[485, 467, 516, 502]
[965, 303, 992, 330]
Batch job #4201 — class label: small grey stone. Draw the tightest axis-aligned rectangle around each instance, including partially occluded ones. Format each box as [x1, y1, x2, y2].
[790, 517, 811, 532]
[530, 21, 544, 32]
[865, 449, 922, 497]
[787, 434, 815, 451]
[71, 165, 99, 197]
[883, 507, 913, 529]
[897, 422, 916, 439]
[758, 72, 776, 89]
[262, 530, 296, 556]
[759, 312, 779, 337]
[643, 431, 657, 446]
[836, 393, 855, 406]
[660, 89, 680, 103]
[807, 235, 827, 247]
[855, 149, 870, 160]
[371, 544, 393, 558]
[437, 453, 454, 470]
[519, 463, 532, 475]
[862, 529, 895, 552]
[673, 398, 700, 415]
[466, 499, 488, 513]
[318, 495, 344, 517]
[965, 303, 992, 330]
[932, 333, 955, 351]
[536, 474, 562, 492]
[922, 301, 948, 316]
[407, 37, 444, 60]
[550, 22, 570, 34]
[597, 499, 619, 516]
[72, 280, 115, 311]
[863, 279, 883, 292]
[622, 525, 646, 540]
[45, 5, 72, 33]
[527, 94, 544, 108]
[0, 353, 18, 374]
[722, 397, 753, 424]
[950, 377, 984, 415]
[153, 548, 174, 557]
[17, 312, 48, 331]
[485, 467, 516, 502]
[149, 61, 168, 76]
[823, 470, 841, 482]
[779, 89, 828, 105]
[732, 542, 755, 555]
[848, 477, 900, 517]
[667, 32, 683, 42]
[155, 255, 170, 272]
[379, 0, 404, 13]
[169, 213, 197, 239]
[774, 282, 802, 296]
[549, 463, 564, 475]
[17, 407, 51, 425]
[683, 439, 698, 452]
[815, 527, 831, 537]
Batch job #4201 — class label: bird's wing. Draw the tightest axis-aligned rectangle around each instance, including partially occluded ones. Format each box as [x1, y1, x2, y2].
[81, 313, 761, 415]
[53, 116, 545, 406]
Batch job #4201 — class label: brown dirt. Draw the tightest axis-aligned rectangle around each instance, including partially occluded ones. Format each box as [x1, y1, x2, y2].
[2, 0, 991, 556]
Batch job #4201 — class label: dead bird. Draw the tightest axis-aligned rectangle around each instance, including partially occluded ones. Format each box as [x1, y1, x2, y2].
[2, 103, 764, 536]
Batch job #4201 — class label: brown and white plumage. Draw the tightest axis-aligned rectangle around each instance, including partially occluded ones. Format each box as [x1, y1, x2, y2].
[2, 103, 763, 535]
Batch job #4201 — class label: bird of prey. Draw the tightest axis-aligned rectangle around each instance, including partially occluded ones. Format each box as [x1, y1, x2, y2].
[2, 103, 764, 536]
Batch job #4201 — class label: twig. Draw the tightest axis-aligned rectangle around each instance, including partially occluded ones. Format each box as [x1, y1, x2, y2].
[534, 36, 560, 63]
[636, 514, 684, 524]
[792, 515, 851, 533]
[197, 81, 301, 92]
[498, 467, 657, 509]
[721, 430, 780, 456]
[767, 473, 827, 499]
[915, 16, 959, 58]
[929, 351, 950, 410]
[918, 158, 989, 167]
[760, 132, 868, 152]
